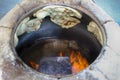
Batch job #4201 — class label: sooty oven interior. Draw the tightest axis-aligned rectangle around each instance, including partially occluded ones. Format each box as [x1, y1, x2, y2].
[14, 5, 103, 77]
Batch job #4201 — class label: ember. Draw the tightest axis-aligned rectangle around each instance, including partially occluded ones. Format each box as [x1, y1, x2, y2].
[30, 61, 39, 70]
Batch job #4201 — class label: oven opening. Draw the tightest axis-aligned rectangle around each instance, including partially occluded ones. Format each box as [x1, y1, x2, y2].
[14, 5, 103, 77]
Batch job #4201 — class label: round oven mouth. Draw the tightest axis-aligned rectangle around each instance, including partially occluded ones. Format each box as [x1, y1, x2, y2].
[12, 5, 104, 78]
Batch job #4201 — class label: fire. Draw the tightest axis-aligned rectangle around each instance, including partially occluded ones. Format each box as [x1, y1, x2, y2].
[70, 50, 89, 73]
[30, 61, 39, 70]
[30, 50, 88, 74]
[59, 50, 89, 73]
[59, 51, 63, 57]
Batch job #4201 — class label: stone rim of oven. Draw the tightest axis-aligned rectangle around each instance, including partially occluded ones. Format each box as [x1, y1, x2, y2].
[12, 5, 104, 78]
[0, 0, 120, 80]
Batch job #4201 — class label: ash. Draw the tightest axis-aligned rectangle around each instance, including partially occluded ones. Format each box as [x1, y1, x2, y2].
[38, 57, 72, 75]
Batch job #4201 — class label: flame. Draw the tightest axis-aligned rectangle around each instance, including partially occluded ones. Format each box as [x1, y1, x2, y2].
[59, 51, 63, 57]
[70, 50, 88, 73]
[30, 61, 39, 70]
